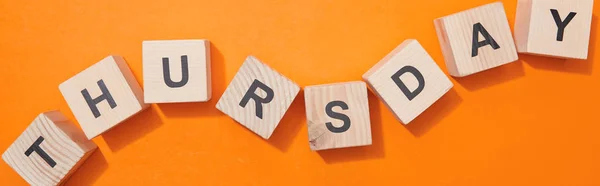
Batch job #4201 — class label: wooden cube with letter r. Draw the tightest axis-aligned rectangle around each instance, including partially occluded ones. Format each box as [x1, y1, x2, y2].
[514, 0, 594, 59]
[305, 81, 372, 151]
[434, 2, 519, 77]
[363, 39, 453, 125]
[216, 56, 300, 139]
[59, 55, 149, 139]
[2, 111, 97, 185]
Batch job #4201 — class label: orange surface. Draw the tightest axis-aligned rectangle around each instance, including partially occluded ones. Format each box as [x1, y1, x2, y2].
[1, 0, 599, 185]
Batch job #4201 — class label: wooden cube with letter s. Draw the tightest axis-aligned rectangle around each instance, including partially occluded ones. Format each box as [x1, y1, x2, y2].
[216, 56, 300, 139]
[514, 0, 594, 59]
[305, 81, 372, 151]
[435, 2, 519, 77]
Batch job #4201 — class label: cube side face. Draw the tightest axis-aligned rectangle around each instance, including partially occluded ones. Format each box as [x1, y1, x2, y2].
[59, 56, 145, 139]
[523, 0, 594, 59]
[514, 0, 534, 52]
[305, 82, 372, 151]
[2, 112, 97, 185]
[216, 56, 300, 139]
[364, 40, 453, 124]
[143, 40, 211, 103]
[439, 2, 519, 77]
[434, 19, 460, 77]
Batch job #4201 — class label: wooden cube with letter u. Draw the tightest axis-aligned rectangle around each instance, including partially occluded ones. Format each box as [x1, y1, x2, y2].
[514, 0, 594, 59]
[363, 39, 453, 125]
[59, 55, 149, 139]
[216, 56, 300, 139]
[435, 2, 519, 77]
[2, 111, 97, 185]
[305, 81, 372, 151]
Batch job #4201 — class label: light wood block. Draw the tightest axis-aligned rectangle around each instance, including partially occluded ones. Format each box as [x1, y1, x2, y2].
[216, 56, 300, 139]
[363, 39, 454, 125]
[143, 40, 211, 103]
[305, 81, 372, 151]
[435, 2, 519, 77]
[514, 0, 594, 59]
[59, 55, 149, 139]
[2, 111, 97, 185]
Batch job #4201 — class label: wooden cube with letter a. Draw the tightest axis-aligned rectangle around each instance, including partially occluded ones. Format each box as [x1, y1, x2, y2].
[59, 55, 149, 139]
[305, 81, 372, 151]
[514, 0, 594, 59]
[143, 40, 211, 103]
[216, 56, 300, 139]
[435, 2, 519, 77]
[2, 111, 97, 185]
[363, 39, 453, 124]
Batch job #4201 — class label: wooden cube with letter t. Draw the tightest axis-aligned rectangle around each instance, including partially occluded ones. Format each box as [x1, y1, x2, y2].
[305, 81, 372, 151]
[514, 0, 594, 59]
[2, 111, 97, 185]
[435, 2, 519, 77]
[216, 56, 300, 139]
[363, 39, 453, 124]
[143, 40, 211, 103]
[59, 55, 149, 139]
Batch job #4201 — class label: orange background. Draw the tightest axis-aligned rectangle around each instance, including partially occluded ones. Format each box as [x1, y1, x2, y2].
[1, 0, 599, 185]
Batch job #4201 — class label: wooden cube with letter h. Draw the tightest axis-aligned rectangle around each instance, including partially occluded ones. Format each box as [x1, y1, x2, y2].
[216, 56, 300, 139]
[435, 2, 519, 77]
[514, 0, 594, 59]
[305, 81, 372, 151]
[2, 111, 97, 185]
[363, 39, 453, 124]
[143, 39, 211, 103]
[59, 55, 149, 139]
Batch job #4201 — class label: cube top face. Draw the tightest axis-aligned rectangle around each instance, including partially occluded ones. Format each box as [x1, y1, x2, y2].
[515, 0, 594, 59]
[304, 81, 372, 151]
[216, 56, 300, 139]
[2, 111, 97, 185]
[435, 2, 519, 77]
[143, 40, 212, 103]
[59, 55, 148, 139]
[363, 40, 453, 124]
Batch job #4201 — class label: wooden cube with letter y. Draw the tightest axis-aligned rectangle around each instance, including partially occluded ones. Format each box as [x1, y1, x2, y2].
[434, 2, 519, 77]
[2, 111, 97, 185]
[305, 81, 372, 151]
[216, 56, 300, 139]
[59, 55, 149, 139]
[143, 39, 211, 103]
[363, 39, 453, 125]
[514, 0, 594, 59]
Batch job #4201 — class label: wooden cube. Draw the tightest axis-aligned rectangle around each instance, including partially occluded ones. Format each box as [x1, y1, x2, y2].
[59, 55, 149, 139]
[363, 39, 453, 124]
[305, 81, 372, 151]
[514, 0, 594, 59]
[216, 56, 300, 139]
[435, 2, 519, 77]
[2, 111, 97, 185]
[143, 40, 211, 103]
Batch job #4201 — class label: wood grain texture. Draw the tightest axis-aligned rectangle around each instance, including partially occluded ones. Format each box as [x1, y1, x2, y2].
[363, 39, 453, 124]
[434, 2, 519, 77]
[514, 0, 594, 59]
[59, 55, 149, 139]
[216, 56, 300, 139]
[143, 39, 211, 103]
[2, 111, 97, 185]
[305, 81, 372, 151]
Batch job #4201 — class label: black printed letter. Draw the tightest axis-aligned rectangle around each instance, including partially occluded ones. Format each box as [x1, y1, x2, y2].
[325, 101, 351, 133]
[25, 136, 56, 168]
[239, 79, 274, 119]
[391, 66, 425, 101]
[163, 55, 190, 88]
[81, 79, 117, 118]
[472, 22, 500, 57]
[551, 9, 577, 41]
